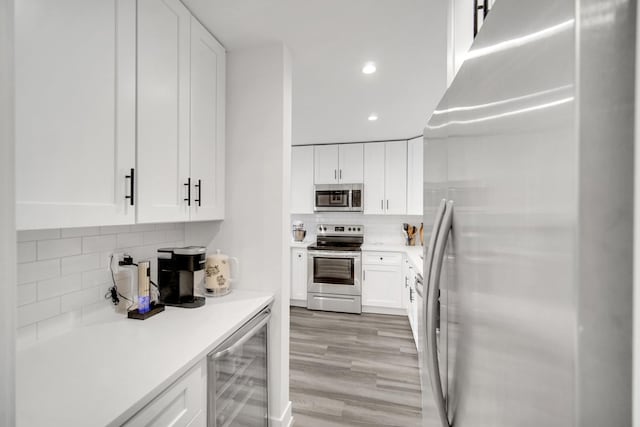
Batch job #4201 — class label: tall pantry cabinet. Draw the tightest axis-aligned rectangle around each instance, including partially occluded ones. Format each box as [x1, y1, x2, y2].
[15, 0, 226, 230]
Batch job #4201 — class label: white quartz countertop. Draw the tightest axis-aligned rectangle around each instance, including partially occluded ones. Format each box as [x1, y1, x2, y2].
[289, 239, 312, 248]
[17, 290, 274, 427]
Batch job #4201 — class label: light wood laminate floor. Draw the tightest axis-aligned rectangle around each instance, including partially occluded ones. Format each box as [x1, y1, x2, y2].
[290, 307, 422, 426]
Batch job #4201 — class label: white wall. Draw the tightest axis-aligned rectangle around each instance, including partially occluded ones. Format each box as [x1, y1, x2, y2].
[186, 43, 293, 427]
[0, 0, 15, 424]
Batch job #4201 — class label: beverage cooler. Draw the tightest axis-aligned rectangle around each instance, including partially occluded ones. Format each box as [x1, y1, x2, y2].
[207, 307, 271, 427]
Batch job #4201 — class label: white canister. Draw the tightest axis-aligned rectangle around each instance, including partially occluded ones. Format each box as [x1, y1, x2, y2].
[204, 250, 238, 296]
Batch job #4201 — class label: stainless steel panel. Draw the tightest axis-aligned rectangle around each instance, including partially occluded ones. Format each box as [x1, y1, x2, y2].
[576, 0, 634, 425]
[307, 293, 362, 314]
[424, 0, 578, 425]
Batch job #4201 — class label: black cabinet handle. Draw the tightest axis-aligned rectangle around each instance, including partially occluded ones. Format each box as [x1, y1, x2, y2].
[184, 178, 191, 206]
[125, 168, 135, 206]
[194, 179, 202, 207]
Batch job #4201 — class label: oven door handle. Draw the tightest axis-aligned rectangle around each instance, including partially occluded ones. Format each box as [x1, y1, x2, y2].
[308, 251, 361, 259]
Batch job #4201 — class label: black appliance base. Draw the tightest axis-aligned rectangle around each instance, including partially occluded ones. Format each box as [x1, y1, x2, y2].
[162, 296, 206, 309]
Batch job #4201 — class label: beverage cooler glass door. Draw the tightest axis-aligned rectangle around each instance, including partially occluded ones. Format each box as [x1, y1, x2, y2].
[208, 307, 271, 427]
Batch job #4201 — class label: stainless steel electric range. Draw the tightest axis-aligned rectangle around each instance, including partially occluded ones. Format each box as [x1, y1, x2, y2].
[307, 224, 364, 314]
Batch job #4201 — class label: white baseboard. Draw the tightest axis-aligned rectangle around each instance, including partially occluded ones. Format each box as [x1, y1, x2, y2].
[362, 305, 407, 316]
[289, 299, 306, 308]
[270, 400, 293, 427]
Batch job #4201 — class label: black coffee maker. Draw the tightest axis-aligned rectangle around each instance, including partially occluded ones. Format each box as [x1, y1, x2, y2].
[157, 246, 206, 308]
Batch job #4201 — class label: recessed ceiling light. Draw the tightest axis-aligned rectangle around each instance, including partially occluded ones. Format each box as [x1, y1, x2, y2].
[368, 114, 378, 121]
[362, 62, 377, 74]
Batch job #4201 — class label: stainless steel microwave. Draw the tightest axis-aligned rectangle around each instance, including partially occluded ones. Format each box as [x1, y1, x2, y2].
[314, 184, 363, 212]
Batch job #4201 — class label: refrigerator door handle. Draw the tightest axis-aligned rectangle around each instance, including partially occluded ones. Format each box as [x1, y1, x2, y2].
[424, 199, 448, 298]
[426, 200, 454, 427]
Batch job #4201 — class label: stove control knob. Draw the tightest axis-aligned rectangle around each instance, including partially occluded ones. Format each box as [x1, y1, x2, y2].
[348, 227, 352, 231]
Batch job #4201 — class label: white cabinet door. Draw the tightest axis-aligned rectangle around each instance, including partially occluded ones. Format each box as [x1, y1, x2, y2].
[362, 264, 402, 308]
[290, 249, 308, 303]
[124, 360, 206, 427]
[402, 258, 410, 311]
[407, 138, 424, 215]
[314, 145, 339, 184]
[15, 0, 136, 230]
[189, 17, 226, 221]
[338, 144, 364, 183]
[363, 142, 386, 214]
[384, 141, 407, 215]
[291, 146, 314, 213]
[137, 0, 191, 223]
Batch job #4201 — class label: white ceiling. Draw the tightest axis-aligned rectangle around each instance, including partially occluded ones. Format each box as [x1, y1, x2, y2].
[183, 0, 447, 145]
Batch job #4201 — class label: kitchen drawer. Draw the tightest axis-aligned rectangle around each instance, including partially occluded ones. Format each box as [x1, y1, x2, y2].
[124, 359, 206, 427]
[363, 252, 402, 266]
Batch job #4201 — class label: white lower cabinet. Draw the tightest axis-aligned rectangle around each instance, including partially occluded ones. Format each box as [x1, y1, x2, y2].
[291, 248, 308, 305]
[362, 252, 402, 309]
[124, 359, 206, 427]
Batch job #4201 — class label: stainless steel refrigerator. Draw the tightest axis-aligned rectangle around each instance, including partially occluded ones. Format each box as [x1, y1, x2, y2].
[420, 0, 634, 426]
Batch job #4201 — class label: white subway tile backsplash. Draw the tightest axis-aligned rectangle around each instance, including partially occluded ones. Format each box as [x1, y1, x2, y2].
[17, 229, 60, 242]
[166, 228, 185, 242]
[100, 224, 131, 235]
[143, 230, 166, 245]
[37, 274, 82, 300]
[82, 235, 117, 253]
[82, 269, 112, 289]
[37, 238, 82, 260]
[117, 232, 144, 248]
[17, 298, 60, 328]
[17, 283, 37, 306]
[18, 259, 60, 284]
[130, 223, 157, 232]
[15, 221, 188, 341]
[154, 223, 177, 231]
[17, 242, 36, 263]
[61, 287, 103, 313]
[17, 324, 37, 350]
[37, 310, 82, 341]
[61, 226, 101, 238]
[61, 253, 100, 275]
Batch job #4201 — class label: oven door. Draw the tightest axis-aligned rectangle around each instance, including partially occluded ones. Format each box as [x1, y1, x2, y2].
[307, 251, 361, 296]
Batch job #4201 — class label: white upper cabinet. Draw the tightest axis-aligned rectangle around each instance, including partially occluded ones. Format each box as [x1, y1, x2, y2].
[384, 141, 407, 215]
[189, 17, 226, 221]
[338, 144, 364, 184]
[364, 141, 407, 215]
[15, 0, 136, 230]
[136, 0, 191, 224]
[314, 144, 363, 184]
[291, 146, 314, 214]
[314, 145, 339, 184]
[363, 143, 386, 214]
[407, 138, 424, 215]
[15, 0, 225, 229]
